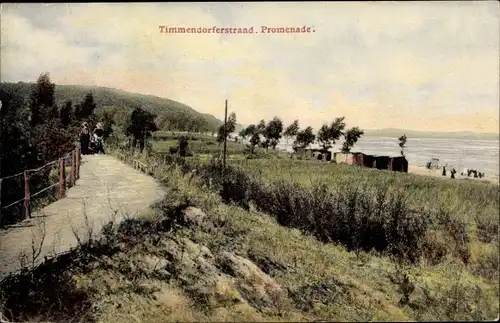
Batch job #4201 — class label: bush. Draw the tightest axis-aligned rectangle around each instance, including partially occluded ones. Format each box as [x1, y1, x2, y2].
[194, 161, 429, 263]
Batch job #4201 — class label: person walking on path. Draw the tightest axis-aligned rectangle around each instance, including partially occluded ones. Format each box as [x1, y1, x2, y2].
[80, 122, 91, 155]
[92, 122, 106, 154]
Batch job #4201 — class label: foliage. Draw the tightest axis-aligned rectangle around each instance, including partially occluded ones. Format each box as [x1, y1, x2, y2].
[178, 135, 189, 157]
[238, 128, 248, 141]
[257, 119, 266, 133]
[28, 73, 57, 127]
[0, 74, 83, 226]
[399, 134, 408, 156]
[96, 109, 115, 140]
[216, 112, 237, 144]
[283, 119, 300, 144]
[294, 126, 316, 148]
[74, 92, 97, 125]
[249, 133, 261, 152]
[317, 117, 346, 150]
[125, 106, 158, 152]
[263, 117, 284, 150]
[243, 124, 257, 136]
[341, 127, 364, 153]
[59, 100, 73, 127]
[0, 82, 222, 134]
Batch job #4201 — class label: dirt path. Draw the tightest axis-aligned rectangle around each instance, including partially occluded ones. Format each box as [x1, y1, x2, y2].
[0, 154, 166, 280]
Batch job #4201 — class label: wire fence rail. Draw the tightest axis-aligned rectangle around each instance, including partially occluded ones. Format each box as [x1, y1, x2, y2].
[0, 148, 82, 224]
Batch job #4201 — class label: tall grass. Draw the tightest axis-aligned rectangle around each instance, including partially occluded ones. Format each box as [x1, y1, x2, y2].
[133, 140, 498, 268]
[228, 159, 499, 227]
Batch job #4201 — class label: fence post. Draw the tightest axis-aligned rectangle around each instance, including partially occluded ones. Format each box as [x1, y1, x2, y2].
[76, 148, 81, 179]
[24, 170, 31, 219]
[0, 178, 2, 221]
[70, 150, 76, 187]
[59, 158, 66, 198]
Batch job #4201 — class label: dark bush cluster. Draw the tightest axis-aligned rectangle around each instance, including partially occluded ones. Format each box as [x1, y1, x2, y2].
[191, 160, 430, 264]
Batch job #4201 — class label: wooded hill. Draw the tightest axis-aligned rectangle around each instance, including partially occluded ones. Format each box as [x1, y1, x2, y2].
[0, 82, 223, 133]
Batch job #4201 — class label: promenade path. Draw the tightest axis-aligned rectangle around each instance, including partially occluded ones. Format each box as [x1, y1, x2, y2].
[0, 154, 166, 280]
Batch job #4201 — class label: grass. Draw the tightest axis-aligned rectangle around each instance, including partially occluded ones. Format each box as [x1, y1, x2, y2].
[1, 135, 498, 322]
[152, 134, 498, 267]
[226, 158, 499, 225]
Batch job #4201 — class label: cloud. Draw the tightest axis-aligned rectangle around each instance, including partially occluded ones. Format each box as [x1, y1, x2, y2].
[1, 2, 499, 133]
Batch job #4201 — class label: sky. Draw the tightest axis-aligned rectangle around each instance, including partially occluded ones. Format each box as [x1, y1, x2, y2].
[1, 2, 499, 133]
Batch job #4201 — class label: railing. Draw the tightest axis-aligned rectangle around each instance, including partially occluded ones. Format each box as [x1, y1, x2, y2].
[115, 149, 149, 175]
[133, 159, 149, 174]
[0, 148, 82, 223]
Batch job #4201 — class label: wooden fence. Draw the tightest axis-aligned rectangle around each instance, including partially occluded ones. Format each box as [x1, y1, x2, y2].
[117, 151, 151, 175]
[0, 148, 82, 221]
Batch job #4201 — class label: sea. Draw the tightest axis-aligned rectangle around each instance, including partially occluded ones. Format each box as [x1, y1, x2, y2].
[258, 136, 499, 178]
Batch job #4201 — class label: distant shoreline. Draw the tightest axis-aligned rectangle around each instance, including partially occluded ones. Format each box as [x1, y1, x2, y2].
[363, 129, 499, 141]
[363, 135, 500, 142]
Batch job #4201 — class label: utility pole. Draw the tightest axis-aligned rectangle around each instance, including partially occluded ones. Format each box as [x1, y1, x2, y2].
[223, 99, 228, 171]
[222, 99, 228, 200]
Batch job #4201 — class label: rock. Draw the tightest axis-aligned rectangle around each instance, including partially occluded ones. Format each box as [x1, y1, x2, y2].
[219, 252, 286, 308]
[141, 254, 169, 272]
[182, 207, 207, 227]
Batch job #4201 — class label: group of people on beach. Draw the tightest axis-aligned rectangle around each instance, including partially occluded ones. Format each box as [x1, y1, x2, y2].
[79, 122, 105, 155]
[460, 168, 485, 179]
[441, 164, 485, 180]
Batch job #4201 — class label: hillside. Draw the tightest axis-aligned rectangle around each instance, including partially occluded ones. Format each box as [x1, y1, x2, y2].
[364, 128, 500, 141]
[0, 82, 223, 132]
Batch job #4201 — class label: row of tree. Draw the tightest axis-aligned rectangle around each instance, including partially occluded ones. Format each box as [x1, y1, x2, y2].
[223, 116, 366, 153]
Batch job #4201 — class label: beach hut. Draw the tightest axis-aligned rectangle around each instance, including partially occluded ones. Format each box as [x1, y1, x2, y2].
[352, 153, 375, 168]
[352, 153, 363, 166]
[334, 152, 354, 165]
[373, 156, 390, 170]
[322, 150, 332, 161]
[388, 156, 408, 172]
[294, 147, 306, 159]
[310, 149, 332, 161]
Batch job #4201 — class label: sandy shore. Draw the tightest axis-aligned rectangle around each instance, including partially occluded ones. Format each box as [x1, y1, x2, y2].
[408, 165, 499, 185]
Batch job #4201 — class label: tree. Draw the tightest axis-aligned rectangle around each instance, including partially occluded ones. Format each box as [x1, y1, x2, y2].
[249, 132, 261, 153]
[294, 126, 316, 148]
[283, 119, 300, 150]
[341, 127, 364, 153]
[398, 134, 407, 156]
[216, 112, 237, 144]
[27, 73, 76, 166]
[125, 106, 158, 152]
[197, 117, 209, 134]
[100, 110, 115, 139]
[257, 119, 266, 133]
[59, 100, 73, 127]
[178, 135, 189, 157]
[29, 72, 56, 127]
[75, 92, 97, 123]
[317, 117, 346, 150]
[238, 128, 248, 143]
[245, 124, 257, 136]
[263, 117, 284, 150]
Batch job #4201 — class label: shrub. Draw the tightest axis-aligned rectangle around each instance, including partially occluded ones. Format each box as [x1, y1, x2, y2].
[193, 161, 430, 263]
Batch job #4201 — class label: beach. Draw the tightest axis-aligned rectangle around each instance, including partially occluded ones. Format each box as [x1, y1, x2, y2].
[408, 165, 499, 185]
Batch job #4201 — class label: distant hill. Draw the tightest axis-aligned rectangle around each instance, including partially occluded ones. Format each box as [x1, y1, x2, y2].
[364, 128, 500, 141]
[0, 82, 224, 132]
